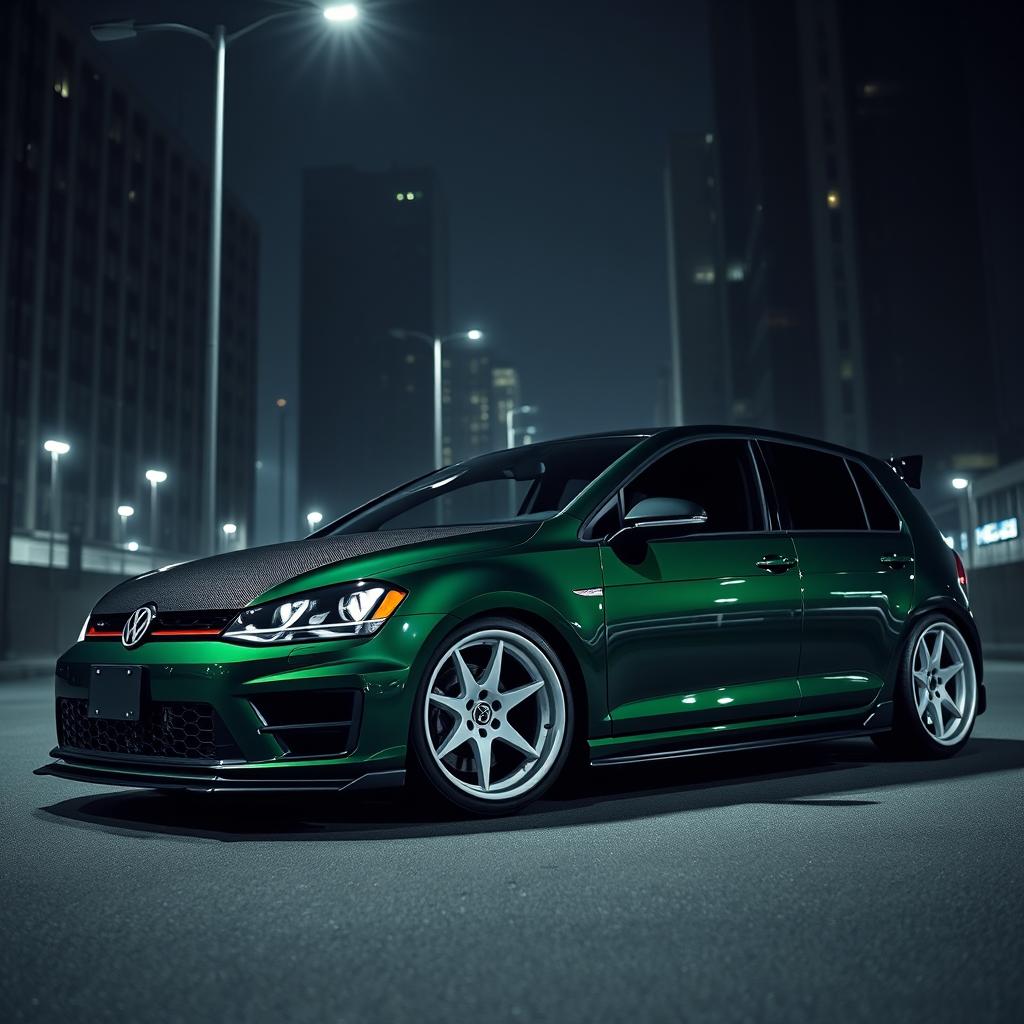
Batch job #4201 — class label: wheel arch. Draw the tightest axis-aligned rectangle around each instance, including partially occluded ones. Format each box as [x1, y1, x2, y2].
[900, 596, 984, 685]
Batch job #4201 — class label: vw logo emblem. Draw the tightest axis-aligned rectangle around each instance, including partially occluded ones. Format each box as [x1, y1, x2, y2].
[122, 604, 156, 649]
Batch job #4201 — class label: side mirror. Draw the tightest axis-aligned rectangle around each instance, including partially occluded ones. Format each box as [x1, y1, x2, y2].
[624, 496, 708, 529]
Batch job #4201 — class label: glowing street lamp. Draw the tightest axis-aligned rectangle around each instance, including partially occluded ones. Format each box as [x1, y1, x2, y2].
[145, 469, 167, 552]
[951, 477, 969, 490]
[306, 511, 324, 532]
[323, 3, 360, 22]
[126, 540, 140, 553]
[388, 328, 486, 468]
[90, 5, 360, 554]
[222, 522, 238, 550]
[43, 440, 71, 569]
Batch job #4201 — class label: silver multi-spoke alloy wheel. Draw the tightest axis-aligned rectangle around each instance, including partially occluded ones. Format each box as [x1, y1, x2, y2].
[911, 622, 977, 746]
[422, 628, 567, 801]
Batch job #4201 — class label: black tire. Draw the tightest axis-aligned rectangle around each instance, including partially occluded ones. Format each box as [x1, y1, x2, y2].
[872, 613, 979, 759]
[408, 617, 575, 816]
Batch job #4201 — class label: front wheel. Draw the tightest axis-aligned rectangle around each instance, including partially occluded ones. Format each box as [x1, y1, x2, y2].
[873, 616, 979, 758]
[409, 619, 574, 815]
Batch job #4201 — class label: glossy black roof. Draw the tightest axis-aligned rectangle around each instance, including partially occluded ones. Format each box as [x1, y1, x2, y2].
[527, 425, 881, 463]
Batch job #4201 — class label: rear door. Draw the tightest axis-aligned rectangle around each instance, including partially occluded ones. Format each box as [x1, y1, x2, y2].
[759, 441, 914, 718]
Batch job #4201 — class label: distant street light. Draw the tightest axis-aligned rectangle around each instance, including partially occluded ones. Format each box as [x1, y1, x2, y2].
[117, 504, 135, 574]
[222, 522, 238, 550]
[43, 440, 71, 569]
[306, 510, 324, 532]
[91, 5, 360, 555]
[951, 477, 969, 490]
[145, 469, 167, 554]
[505, 404, 536, 450]
[389, 329, 485, 468]
[126, 540, 140, 553]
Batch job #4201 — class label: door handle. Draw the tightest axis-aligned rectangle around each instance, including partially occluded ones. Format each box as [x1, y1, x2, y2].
[879, 553, 914, 569]
[756, 554, 798, 573]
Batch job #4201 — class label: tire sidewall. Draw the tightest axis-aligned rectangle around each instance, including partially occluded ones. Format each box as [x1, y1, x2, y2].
[408, 617, 575, 815]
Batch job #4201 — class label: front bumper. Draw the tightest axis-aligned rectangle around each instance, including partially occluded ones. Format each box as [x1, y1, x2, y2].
[34, 754, 405, 794]
[36, 612, 453, 793]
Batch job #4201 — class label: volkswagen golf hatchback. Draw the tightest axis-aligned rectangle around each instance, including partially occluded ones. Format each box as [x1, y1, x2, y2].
[37, 427, 985, 814]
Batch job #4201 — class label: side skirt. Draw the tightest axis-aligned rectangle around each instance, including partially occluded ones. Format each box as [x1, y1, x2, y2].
[589, 727, 888, 768]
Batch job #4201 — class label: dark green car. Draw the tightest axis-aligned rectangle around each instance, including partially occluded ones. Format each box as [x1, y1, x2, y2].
[37, 427, 985, 814]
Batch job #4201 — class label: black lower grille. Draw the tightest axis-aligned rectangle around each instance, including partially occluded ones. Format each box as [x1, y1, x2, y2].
[249, 690, 362, 759]
[57, 697, 239, 760]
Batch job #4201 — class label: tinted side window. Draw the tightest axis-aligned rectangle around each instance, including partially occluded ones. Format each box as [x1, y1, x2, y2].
[624, 440, 764, 533]
[847, 460, 901, 531]
[761, 442, 867, 531]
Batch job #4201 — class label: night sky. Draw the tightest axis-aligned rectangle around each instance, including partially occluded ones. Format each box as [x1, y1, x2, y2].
[53, 0, 710, 538]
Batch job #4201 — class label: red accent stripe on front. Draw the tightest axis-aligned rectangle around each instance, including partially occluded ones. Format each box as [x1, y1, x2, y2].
[151, 629, 224, 637]
[86, 629, 121, 638]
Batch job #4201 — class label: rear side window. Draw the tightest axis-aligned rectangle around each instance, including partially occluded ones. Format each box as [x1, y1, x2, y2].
[623, 439, 765, 533]
[847, 460, 901, 531]
[761, 442, 867, 531]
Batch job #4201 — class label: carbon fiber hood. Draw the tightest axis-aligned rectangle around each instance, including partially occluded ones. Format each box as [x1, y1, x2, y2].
[93, 525, 506, 614]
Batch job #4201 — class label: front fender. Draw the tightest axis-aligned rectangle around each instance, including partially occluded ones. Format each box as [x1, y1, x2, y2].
[395, 539, 610, 738]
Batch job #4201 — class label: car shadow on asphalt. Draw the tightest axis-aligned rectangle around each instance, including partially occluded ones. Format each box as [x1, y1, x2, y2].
[35, 736, 1024, 843]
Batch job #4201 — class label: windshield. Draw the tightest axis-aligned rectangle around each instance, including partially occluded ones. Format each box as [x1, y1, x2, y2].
[325, 436, 643, 534]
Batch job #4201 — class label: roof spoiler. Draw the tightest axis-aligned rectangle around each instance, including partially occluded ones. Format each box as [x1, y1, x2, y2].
[887, 454, 923, 489]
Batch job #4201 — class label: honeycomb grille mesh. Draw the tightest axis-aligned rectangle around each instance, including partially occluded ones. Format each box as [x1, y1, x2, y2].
[57, 697, 235, 760]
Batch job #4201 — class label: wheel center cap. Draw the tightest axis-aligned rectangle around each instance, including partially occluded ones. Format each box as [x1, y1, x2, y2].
[472, 701, 493, 726]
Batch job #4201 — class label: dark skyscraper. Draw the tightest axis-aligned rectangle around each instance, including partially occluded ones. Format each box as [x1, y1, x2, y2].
[699, 0, 998, 487]
[0, 0, 258, 573]
[663, 133, 732, 426]
[298, 166, 448, 521]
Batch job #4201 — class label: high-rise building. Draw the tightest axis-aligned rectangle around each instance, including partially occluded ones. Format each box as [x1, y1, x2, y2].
[663, 133, 732, 426]
[298, 166, 448, 519]
[698, 0, 998, 489]
[491, 364, 521, 449]
[0, 0, 259, 586]
[443, 341, 493, 464]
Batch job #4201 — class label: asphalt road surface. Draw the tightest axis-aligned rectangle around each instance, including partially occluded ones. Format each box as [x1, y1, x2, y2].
[2, 663, 1022, 1024]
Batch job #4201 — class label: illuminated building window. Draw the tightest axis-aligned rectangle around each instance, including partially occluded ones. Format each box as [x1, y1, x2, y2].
[726, 263, 745, 282]
[54, 78, 70, 99]
[827, 189, 841, 209]
[692, 266, 715, 285]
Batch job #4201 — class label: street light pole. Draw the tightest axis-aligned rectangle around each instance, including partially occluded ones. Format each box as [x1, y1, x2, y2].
[433, 339, 443, 470]
[505, 404, 535, 450]
[204, 23, 226, 557]
[145, 469, 167, 558]
[276, 398, 288, 539]
[390, 328, 484, 469]
[90, 6, 362, 555]
[42, 440, 70, 570]
[117, 504, 134, 574]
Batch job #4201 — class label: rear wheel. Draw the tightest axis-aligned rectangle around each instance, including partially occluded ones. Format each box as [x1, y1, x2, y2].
[409, 619, 574, 815]
[873, 616, 978, 758]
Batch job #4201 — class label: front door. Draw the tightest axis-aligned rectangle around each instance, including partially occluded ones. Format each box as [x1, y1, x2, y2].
[602, 438, 803, 738]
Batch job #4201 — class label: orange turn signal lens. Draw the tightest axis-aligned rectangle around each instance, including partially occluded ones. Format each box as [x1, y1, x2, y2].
[372, 588, 406, 620]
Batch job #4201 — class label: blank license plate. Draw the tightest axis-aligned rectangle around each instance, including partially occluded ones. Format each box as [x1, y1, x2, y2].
[88, 665, 143, 721]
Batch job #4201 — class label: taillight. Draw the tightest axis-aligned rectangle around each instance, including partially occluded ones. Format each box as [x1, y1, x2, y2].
[953, 550, 968, 592]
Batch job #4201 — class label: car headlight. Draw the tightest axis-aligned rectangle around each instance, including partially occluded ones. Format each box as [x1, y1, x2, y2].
[222, 582, 406, 645]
